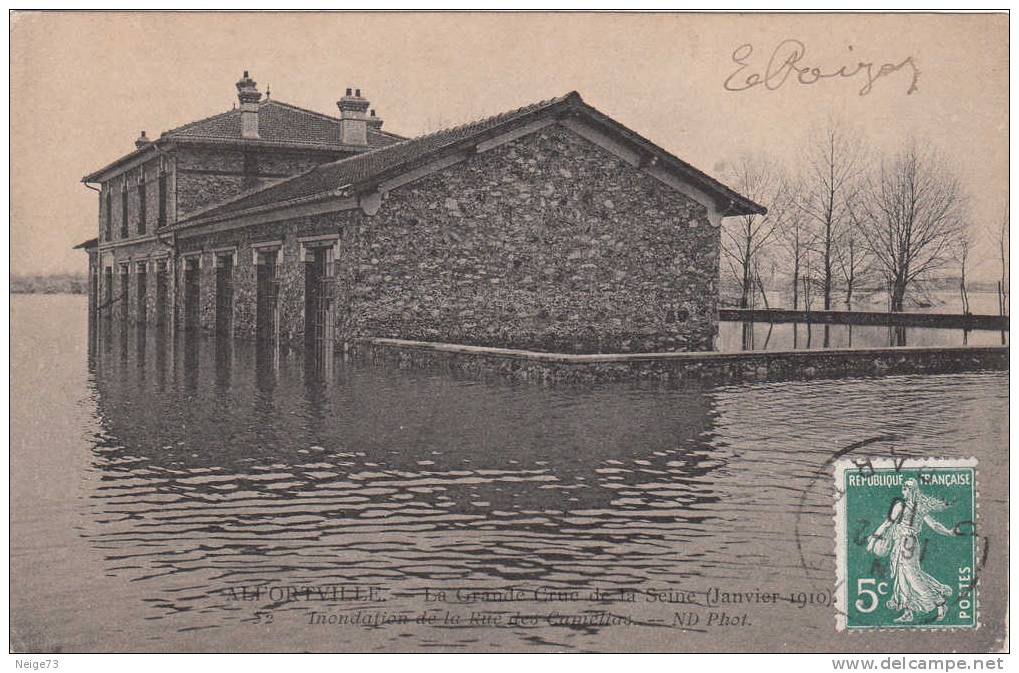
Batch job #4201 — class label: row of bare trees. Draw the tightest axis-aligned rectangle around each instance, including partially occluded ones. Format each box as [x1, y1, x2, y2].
[722, 122, 1007, 316]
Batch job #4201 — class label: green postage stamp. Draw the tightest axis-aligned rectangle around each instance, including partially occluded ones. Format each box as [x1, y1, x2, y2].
[834, 457, 978, 631]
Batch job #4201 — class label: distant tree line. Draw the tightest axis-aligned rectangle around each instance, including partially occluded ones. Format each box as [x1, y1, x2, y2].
[10, 273, 89, 295]
[721, 119, 1008, 317]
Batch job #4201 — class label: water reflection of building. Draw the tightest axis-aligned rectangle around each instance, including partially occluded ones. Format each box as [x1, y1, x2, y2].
[76, 71, 763, 368]
[89, 324, 729, 507]
[84, 326, 736, 626]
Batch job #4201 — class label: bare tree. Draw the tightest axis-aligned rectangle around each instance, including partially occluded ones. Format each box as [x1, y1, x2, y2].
[798, 250, 817, 348]
[950, 229, 973, 344]
[801, 250, 816, 312]
[796, 120, 867, 310]
[839, 203, 877, 311]
[775, 206, 817, 310]
[952, 230, 971, 315]
[754, 257, 776, 310]
[721, 156, 788, 308]
[856, 141, 967, 313]
[995, 204, 1009, 317]
[835, 227, 874, 311]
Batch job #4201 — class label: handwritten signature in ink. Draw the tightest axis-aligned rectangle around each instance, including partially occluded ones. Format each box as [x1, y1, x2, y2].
[723, 40, 920, 96]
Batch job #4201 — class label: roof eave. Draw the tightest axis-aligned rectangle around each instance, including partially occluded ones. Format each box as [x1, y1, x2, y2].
[724, 200, 768, 217]
[81, 142, 165, 183]
[81, 128, 392, 184]
[336, 93, 768, 218]
[170, 90, 767, 225]
[169, 135, 373, 154]
[347, 96, 580, 195]
[571, 101, 767, 218]
[175, 188, 342, 231]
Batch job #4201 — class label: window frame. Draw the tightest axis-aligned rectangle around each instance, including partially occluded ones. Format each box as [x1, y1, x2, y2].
[137, 178, 147, 235]
[120, 181, 129, 239]
[158, 172, 167, 228]
[104, 189, 112, 241]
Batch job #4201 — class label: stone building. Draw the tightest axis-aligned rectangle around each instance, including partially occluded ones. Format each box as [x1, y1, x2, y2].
[78, 72, 763, 360]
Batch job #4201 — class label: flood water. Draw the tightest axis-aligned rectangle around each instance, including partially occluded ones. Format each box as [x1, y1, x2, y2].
[10, 295, 1009, 653]
[717, 321, 1007, 352]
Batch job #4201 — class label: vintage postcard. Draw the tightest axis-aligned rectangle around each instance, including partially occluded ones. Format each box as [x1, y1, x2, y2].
[8, 9, 1009, 662]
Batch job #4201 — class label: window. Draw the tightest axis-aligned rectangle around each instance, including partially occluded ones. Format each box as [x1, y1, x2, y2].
[120, 183, 128, 239]
[136, 261, 147, 324]
[119, 264, 130, 322]
[137, 180, 147, 235]
[215, 254, 234, 338]
[103, 267, 113, 310]
[256, 249, 280, 353]
[158, 173, 167, 227]
[104, 190, 112, 241]
[304, 245, 334, 352]
[155, 260, 168, 326]
[184, 257, 200, 332]
[90, 266, 98, 315]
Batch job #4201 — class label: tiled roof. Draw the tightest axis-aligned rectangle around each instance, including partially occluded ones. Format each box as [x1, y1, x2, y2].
[163, 99, 403, 148]
[184, 91, 765, 225]
[186, 94, 575, 221]
[82, 98, 404, 182]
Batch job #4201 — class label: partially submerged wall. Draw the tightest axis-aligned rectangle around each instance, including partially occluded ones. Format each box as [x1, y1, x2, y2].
[352, 338, 1009, 386]
[100, 122, 726, 354]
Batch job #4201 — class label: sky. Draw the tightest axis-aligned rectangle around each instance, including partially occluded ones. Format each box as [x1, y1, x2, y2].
[10, 12, 1008, 279]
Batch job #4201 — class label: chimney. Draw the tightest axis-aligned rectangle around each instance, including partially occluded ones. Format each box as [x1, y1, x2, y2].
[235, 70, 262, 139]
[135, 130, 151, 149]
[367, 109, 384, 131]
[337, 87, 370, 146]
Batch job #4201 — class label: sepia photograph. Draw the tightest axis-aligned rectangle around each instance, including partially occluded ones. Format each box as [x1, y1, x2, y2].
[7, 9, 1010, 660]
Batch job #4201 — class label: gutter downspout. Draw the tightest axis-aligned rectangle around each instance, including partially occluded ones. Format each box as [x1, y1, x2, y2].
[82, 180, 103, 322]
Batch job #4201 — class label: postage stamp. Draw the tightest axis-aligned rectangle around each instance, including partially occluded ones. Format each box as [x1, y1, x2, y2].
[834, 457, 978, 631]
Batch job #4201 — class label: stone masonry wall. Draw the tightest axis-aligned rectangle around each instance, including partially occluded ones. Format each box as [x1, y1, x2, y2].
[340, 124, 720, 353]
[175, 147, 343, 217]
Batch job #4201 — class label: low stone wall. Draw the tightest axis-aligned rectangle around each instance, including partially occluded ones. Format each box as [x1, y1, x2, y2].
[348, 338, 1009, 386]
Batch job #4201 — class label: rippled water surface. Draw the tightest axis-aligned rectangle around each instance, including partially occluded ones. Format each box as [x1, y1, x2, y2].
[10, 295, 1009, 652]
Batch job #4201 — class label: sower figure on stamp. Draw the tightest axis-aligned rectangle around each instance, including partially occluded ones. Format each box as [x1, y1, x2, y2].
[866, 479, 957, 623]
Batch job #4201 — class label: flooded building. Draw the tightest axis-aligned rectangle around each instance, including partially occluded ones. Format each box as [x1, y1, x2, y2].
[78, 72, 763, 358]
